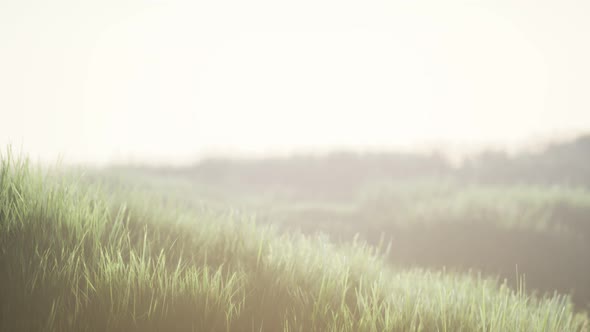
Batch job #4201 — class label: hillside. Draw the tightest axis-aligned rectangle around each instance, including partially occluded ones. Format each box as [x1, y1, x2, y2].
[1, 154, 588, 331]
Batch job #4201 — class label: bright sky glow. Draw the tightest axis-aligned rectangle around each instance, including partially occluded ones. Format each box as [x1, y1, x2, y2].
[1, 0, 590, 164]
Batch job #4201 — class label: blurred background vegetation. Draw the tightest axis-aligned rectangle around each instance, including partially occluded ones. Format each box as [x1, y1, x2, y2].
[100, 134, 590, 310]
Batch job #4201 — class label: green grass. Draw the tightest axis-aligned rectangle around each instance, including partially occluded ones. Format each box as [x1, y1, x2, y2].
[1, 152, 588, 331]
[94, 170, 590, 235]
[358, 180, 590, 231]
[92, 167, 590, 308]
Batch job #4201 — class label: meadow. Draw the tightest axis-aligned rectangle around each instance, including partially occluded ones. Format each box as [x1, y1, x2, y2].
[101, 139, 590, 311]
[1, 142, 590, 331]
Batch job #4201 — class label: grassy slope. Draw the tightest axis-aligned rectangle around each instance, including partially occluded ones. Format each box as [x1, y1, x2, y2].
[1, 155, 588, 331]
[97, 171, 590, 308]
[95, 170, 590, 235]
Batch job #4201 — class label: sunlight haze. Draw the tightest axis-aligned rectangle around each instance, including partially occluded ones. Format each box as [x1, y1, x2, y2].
[1, 0, 590, 164]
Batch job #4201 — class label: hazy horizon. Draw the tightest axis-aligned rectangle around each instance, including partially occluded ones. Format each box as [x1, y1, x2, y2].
[2, 0, 590, 165]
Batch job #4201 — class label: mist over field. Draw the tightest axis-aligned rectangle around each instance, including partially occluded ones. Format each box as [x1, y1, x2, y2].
[3, 0, 590, 164]
[2, 0, 590, 331]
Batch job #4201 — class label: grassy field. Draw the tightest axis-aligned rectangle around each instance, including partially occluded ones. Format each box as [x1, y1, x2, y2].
[1, 155, 589, 331]
[98, 167, 590, 310]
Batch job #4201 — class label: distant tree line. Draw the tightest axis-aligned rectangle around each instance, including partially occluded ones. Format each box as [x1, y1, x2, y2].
[182, 134, 590, 192]
[461, 135, 590, 186]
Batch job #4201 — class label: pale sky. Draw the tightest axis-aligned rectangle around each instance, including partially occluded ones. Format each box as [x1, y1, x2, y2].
[1, 0, 590, 165]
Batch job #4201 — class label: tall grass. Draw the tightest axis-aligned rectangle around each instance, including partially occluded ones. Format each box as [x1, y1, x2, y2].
[358, 181, 590, 232]
[253, 181, 590, 309]
[1, 152, 588, 331]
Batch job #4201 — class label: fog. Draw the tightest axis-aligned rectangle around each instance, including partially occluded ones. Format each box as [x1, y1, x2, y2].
[3, 2, 590, 329]
[2, 0, 590, 164]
